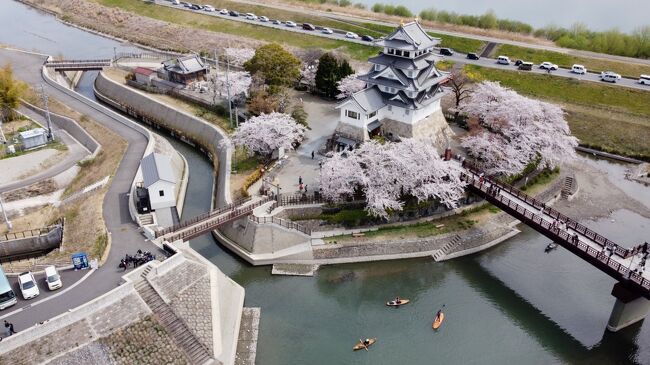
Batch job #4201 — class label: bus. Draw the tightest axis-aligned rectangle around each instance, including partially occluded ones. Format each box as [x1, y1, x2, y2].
[0, 265, 17, 310]
[639, 75, 650, 85]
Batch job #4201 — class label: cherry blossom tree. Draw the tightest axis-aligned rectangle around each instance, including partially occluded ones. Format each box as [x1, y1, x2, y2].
[210, 70, 252, 102]
[336, 73, 366, 99]
[459, 81, 578, 176]
[320, 139, 466, 218]
[300, 60, 318, 90]
[232, 112, 306, 157]
[224, 48, 255, 67]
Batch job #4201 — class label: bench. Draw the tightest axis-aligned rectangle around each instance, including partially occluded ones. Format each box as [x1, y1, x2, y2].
[352, 232, 365, 238]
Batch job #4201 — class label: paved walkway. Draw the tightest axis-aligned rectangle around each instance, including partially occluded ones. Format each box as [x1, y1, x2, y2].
[0, 107, 89, 193]
[0, 48, 160, 330]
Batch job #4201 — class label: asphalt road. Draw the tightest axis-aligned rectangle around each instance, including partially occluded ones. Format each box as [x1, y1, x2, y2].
[156, 0, 650, 92]
[0, 106, 90, 193]
[0, 48, 160, 331]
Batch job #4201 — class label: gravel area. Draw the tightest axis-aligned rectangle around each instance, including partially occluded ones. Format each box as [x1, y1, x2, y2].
[46, 342, 115, 365]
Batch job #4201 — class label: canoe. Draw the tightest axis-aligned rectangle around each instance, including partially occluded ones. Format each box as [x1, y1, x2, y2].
[353, 338, 376, 351]
[432, 312, 445, 330]
[386, 299, 410, 307]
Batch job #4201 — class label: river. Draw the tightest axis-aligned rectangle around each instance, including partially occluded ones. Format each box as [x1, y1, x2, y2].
[353, 0, 650, 33]
[2, 1, 650, 363]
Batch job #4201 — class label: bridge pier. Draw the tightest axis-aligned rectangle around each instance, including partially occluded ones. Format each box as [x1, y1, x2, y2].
[607, 282, 650, 332]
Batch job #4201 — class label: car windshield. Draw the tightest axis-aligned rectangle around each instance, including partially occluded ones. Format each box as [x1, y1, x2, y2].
[47, 274, 60, 283]
[0, 290, 15, 301]
[22, 280, 35, 289]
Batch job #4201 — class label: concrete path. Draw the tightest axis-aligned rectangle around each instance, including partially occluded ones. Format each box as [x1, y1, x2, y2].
[0, 48, 161, 330]
[0, 107, 89, 193]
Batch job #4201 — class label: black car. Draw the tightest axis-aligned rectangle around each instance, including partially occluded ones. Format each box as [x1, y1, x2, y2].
[229, 10, 240, 16]
[270, 19, 281, 25]
[361, 35, 375, 42]
[439, 48, 454, 56]
[466, 53, 480, 60]
[190, 4, 202, 10]
[514, 59, 524, 66]
[302, 23, 316, 31]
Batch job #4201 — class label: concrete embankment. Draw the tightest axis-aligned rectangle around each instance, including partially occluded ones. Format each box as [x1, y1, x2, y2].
[93, 71, 232, 207]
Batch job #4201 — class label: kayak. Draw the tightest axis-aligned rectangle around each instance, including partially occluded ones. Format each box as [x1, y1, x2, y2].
[353, 338, 376, 351]
[432, 312, 445, 330]
[386, 299, 410, 307]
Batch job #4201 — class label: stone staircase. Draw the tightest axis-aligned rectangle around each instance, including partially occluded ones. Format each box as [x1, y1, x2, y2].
[432, 234, 462, 261]
[134, 275, 211, 365]
[139, 213, 154, 225]
[561, 176, 575, 199]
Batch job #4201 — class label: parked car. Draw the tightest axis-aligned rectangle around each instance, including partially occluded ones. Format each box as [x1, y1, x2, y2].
[181, 1, 191, 7]
[302, 23, 316, 31]
[466, 53, 480, 60]
[518, 62, 534, 71]
[322, 27, 334, 34]
[361, 35, 374, 42]
[171, 0, 180, 5]
[601, 71, 621, 83]
[571, 64, 587, 74]
[259, 15, 269, 22]
[245, 13, 257, 20]
[219, 8, 228, 14]
[190, 4, 202, 10]
[18, 272, 39, 300]
[539, 61, 559, 70]
[639, 74, 650, 85]
[345, 32, 359, 39]
[514, 59, 524, 66]
[203, 5, 215, 12]
[270, 19, 281, 25]
[439, 48, 454, 56]
[0, 265, 17, 310]
[285, 21, 297, 27]
[44, 266, 62, 291]
[497, 56, 511, 65]
[229, 10, 240, 16]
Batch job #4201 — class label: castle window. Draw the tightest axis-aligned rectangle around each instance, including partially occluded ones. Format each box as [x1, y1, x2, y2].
[405, 109, 410, 115]
[404, 51, 410, 57]
[396, 50, 403, 56]
[374, 64, 381, 71]
[368, 111, 377, 119]
[388, 48, 394, 55]
[346, 110, 360, 120]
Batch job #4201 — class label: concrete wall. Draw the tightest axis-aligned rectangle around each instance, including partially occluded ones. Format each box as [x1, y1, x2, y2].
[94, 71, 233, 207]
[22, 100, 101, 158]
[0, 226, 63, 261]
[219, 218, 310, 255]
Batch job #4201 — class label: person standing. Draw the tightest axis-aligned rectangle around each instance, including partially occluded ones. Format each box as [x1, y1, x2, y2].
[299, 176, 303, 185]
[4, 321, 16, 335]
[311, 151, 315, 159]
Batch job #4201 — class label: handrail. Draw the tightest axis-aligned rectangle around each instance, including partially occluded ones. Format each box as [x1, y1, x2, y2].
[248, 215, 311, 235]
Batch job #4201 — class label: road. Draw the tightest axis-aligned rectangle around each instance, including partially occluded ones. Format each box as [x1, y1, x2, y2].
[0, 48, 160, 331]
[0, 107, 90, 193]
[156, 0, 650, 92]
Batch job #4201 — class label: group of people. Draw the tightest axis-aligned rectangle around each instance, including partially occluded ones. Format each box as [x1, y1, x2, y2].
[118, 249, 156, 271]
[1, 320, 16, 340]
[298, 176, 308, 193]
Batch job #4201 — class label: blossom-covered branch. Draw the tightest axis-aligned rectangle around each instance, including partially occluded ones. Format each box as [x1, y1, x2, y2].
[232, 112, 306, 157]
[336, 74, 365, 99]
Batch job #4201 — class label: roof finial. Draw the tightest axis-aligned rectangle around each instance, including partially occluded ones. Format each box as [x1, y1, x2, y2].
[400, 19, 404, 26]
[414, 16, 419, 23]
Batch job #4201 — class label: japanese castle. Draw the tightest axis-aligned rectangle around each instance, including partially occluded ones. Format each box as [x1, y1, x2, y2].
[335, 20, 453, 148]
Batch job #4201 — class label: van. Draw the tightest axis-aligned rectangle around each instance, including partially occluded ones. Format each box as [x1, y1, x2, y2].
[601, 71, 621, 83]
[497, 56, 510, 65]
[518, 62, 533, 71]
[0, 265, 17, 310]
[44, 265, 62, 291]
[571, 64, 587, 74]
[302, 23, 316, 31]
[639, 75, 650, 85]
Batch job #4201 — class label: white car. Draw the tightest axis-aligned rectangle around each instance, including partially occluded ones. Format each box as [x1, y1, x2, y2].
[285, 21, 297, 27]
[345, 32, 359, 39]
[259, 16, 269, 22]
[245, 13, 257, 20]
[496, 55, 510, 65]
[171, 0, 180, 5]
[203, 5, 215, 12]
[219, 8, 228, 14]
[601, 71, 621, 83]
[44, 266, 62, 291]
[539, 62, 558, 70]
[18, 272, 39, 300]
[571, 64, 587, 74]
[322, 27, 334, 34]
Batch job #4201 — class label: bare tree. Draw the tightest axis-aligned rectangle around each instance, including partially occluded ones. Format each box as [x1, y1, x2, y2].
[447, 69, 472, 122]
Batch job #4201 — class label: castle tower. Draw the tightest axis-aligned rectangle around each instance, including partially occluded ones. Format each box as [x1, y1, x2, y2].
[335, 20, 454, 149]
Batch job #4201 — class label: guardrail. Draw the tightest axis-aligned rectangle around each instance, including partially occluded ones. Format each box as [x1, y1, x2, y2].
[0, 219, 64, 242]
[248, 215, 311, 235]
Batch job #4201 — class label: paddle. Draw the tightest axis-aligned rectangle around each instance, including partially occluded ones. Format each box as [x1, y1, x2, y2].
[359, 338, 369, 352]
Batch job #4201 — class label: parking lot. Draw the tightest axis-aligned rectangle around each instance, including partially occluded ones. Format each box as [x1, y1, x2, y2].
[154, 0, 650, 92]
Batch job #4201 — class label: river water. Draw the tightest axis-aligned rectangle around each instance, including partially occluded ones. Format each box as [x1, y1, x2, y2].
[2, 1, 650, 363]
[353, 0, 650, 33]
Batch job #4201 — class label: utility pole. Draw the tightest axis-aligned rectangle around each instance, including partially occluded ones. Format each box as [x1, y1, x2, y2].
[40, 84, 54, 141]
[0, 194, 11, 231]
[225, 58, 233, 128]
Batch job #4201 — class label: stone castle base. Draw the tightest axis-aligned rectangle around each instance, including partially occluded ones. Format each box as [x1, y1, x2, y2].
[334, 121, 368, 142]
[383, 109, 455, 151]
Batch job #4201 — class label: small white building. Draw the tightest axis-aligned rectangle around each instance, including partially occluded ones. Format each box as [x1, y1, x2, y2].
[133, 67, 156, 85]
[19, 128, 48, 150]
[141, 152, 177, 211]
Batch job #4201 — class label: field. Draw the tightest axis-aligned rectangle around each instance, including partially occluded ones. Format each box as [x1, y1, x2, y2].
[493, 44, 650, 79]
[465, 65, 650, 160]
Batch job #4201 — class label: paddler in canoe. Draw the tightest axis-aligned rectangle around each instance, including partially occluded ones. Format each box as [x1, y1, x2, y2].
[432, 305, 445, 330]
[386, 296, 410, 306]
[353, 338, 376, 351]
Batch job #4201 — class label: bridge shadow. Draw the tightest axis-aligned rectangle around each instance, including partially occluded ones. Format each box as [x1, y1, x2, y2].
[452, 256, 644, 364]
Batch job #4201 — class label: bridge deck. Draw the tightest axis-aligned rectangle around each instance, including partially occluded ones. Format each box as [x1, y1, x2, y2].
[463, 168, 650, 297]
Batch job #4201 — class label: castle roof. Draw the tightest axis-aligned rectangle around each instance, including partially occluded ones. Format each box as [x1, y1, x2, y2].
[376, 21, 440, 51]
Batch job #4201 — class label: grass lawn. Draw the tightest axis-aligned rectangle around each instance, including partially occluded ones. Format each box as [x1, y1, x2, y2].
[465, 64, 650, 159]
[494, 44, 650, 79]
[94, 0, 379, 61]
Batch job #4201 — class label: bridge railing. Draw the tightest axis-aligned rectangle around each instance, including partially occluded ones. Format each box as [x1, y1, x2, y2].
[155, 196, 254, 238]
[248, 215, 311, 235]
[464, 174, 650, 293]
[46, 59, 112, 64]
